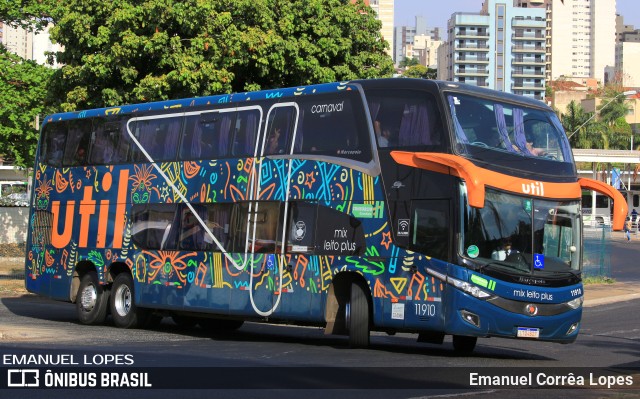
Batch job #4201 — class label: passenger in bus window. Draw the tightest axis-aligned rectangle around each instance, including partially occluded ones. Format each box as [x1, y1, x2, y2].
[73, 147, 87, 166]
[267, 126, 284, 154]
[373, 120, 391, 147]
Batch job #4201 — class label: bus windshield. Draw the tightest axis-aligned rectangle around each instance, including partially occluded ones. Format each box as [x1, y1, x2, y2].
[447, 92, 573, 165]
[461, 188, 582, 275]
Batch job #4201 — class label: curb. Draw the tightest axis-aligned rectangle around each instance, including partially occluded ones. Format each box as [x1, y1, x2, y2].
[584, 292, 640, 307]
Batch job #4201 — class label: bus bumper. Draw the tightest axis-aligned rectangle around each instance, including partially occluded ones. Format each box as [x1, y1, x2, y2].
[445, 289, 582, 343]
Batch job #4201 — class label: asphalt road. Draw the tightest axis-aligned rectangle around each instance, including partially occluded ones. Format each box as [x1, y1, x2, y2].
[0, 293, 638, 398]
[0, 236, 638, 398]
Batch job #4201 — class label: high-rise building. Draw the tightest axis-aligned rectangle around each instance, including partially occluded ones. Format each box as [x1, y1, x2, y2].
[443, 0, 546, 100]
[615, 42, 640, 87]
[1, 21, 62, 66]
[1, 22, 33, 60]
[394, 16, 441, 65]
[518, 0, 616, 84]
[367, 0, 395, 57]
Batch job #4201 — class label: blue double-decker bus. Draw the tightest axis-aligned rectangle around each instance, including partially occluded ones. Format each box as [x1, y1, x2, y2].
[26, 79, 626, 353]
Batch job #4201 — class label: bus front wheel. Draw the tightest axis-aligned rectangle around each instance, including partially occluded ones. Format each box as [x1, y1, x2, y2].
[346, 282, 370, 348]
[76, 271, 109, 325]
[110, 273, 149, 328]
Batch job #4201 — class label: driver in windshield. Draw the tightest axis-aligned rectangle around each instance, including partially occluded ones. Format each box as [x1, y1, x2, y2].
[491, 239, 518, 261]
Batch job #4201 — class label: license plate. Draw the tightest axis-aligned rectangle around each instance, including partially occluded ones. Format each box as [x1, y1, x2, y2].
[517, 327, 540, 338]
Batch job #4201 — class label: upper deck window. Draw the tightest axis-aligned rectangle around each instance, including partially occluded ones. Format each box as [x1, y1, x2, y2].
[180, 112, 234, 160]
[447, 93, 572, 165]
[292, 92, 372, 163]
[365, 89, 445, 151]
[130, 116, 182, 162]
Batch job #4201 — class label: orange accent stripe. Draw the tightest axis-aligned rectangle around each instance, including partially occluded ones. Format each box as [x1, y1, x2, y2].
[113, 169, 129, 248]
[578, 177, 628, 231]
[390, 152, 582, 208]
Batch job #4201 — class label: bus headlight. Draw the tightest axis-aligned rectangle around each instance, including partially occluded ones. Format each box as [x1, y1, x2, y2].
[447, 276, 493, 299]
[566, 296, 583, 309]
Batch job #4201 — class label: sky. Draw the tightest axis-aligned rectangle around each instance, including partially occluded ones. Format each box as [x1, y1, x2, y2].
[394, 0, 640, 32]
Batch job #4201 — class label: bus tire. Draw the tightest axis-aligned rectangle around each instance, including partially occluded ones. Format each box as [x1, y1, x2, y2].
[452, 335, 477, 354]
[347, 282, 370, 348]
[76, 271, 109, 325]
[110, 273, 149, 329]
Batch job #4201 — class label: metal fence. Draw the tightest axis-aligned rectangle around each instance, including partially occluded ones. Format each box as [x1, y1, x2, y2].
[582, 226, 611, 278]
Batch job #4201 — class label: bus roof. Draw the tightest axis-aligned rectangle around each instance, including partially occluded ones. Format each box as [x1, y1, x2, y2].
[41, 80, 356, 126]
[42, 79, 552, 127]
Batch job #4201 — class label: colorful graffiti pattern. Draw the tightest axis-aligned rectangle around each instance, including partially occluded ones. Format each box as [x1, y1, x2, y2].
[26, 82, 445, 328]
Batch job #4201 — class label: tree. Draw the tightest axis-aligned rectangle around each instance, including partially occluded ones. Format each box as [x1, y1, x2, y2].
[0, 46, 54, 167]
[0, 1, 53, 30]
[562, 100, 594, 149]
[402, 65, 437, 80]
[561, 99, 632, 150]
[45, 0, 395, 111]
[398, 57, 419, 68]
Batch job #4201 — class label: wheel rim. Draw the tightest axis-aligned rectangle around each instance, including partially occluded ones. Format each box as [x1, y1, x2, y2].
[80, 284, 97, 312]
[114, 284, 132, 317]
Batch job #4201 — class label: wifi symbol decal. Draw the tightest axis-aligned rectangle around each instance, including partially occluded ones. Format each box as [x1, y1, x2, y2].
[397, 219, 410, 237]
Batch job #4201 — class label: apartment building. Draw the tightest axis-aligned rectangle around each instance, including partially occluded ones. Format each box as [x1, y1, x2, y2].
[518, 0, 616, 84]
[394, 16, 441, 64]
[0, 22, 33, 60]
[615, 41, 640, 87]
[1, 21, 62, 66]
[367, 0, 395, 57]
[443, 0, 546, 100]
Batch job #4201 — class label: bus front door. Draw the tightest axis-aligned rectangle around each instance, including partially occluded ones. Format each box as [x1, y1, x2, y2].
[230, 103, 300, 317]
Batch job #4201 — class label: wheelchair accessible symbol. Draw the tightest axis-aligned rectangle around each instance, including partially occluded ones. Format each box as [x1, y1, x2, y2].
[534, 253, 545, 270]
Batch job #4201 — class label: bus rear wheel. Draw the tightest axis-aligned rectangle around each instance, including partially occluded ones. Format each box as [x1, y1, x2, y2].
[76, 271, 109, 325]
[110, 273, 149, 329]
[452, 335, 477, 354]
[346, 282, 370, 348]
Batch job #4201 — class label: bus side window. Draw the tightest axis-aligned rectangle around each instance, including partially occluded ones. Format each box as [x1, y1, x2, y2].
[264, 107, 296, 156]
[229, 202, 281, 253]
[178, 205, 206, 251]
[410, 200, 450, 262]
[232, 110, 260, 157]
[204, 203, 233, 251]
[367, 90, 444, 150]
[131, 117, 183, 162]
[131, 204, 177, 250]
[91, 118, 124, 164]
[63, 119, 92, 166]
[41, 122, 67, 167]
[287, 202, 318, 253]
[180, 112, 235, 161]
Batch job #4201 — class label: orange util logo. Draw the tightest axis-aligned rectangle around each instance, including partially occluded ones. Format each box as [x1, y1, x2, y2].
[521, 181, 545, 197]
[51, 169, 129, 249]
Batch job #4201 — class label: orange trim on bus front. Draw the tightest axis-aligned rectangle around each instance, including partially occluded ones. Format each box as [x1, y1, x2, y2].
[390, 152, 582, 208]
[578, 177, 628, 231]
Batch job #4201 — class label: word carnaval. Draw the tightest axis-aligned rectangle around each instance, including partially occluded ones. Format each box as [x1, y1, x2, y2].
[470, 372, 634, 389]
